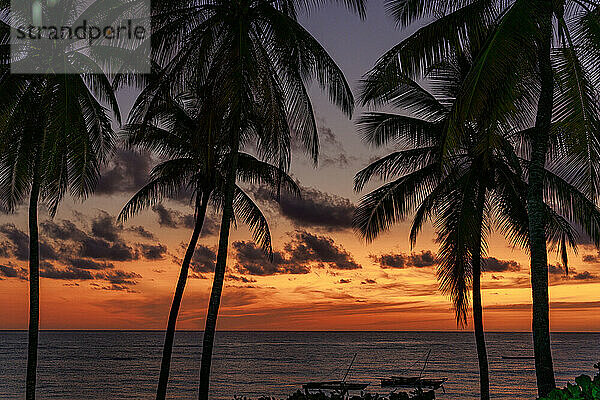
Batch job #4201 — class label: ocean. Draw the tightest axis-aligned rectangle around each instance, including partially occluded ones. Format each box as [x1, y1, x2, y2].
[1, 331, 598, 399]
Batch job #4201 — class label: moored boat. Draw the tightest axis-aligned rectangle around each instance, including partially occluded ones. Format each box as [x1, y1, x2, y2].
[381, 376, 447, 390]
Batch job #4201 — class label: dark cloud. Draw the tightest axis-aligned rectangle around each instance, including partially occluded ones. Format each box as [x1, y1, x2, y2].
[549, 264, 567, 275]
[91, 212, 121, 242]
[315, 126, 358, 169]
[152, 204, 179, 228]
[0, 224, 59, 261]
[41, 220, 87, 242]
[582, 253, 600, 263]
[140, 244, 167, 260]
[67, 258, 114, 270]
[546, 264, 600, 285]
[1, 214, 149, 291]
[285, 231, 361, 270]
[42, 214, 166, 263]
[321, 153, 356, 168]
[483, 257, 521, 273]
[233, 231, 360, 276]
[96, 270, 142, 285]
[227, 274, 257, 283]
[572, 271, 600, 281]
[0, 264, 27, 280]
[361, 279, 376, 284]
[151, 204, 198, 231]
[200, 216, 219, 236]
[80, 238, 138, 261]
[372, 251, 436, 269]
[255, 185, 355, 231]
[90, 283, 137, 292]
[95, 150, 152, 195]
[233, 241, 310, 276]
[189, 245, 217, 274]
[0, 242, 9, 258]
[0, 224, 30, 260]
[40, 263, 94, 280]
[128, 226, 156, 240]
[338, 279, 352, 284]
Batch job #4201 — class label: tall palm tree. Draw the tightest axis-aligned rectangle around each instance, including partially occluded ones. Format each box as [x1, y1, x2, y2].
[118, 87, 299, 400]
[148, 1, 364, 398]
[355, 38, 600, 400]
[0, 28, 118, 400]
[369, 1, 600, 394]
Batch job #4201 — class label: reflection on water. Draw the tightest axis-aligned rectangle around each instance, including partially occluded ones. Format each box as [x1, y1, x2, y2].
[0, 331, 598, 399]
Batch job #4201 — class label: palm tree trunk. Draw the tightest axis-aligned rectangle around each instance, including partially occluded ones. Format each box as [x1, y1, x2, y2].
[26, 158, 42, 400]
[528, 3, 556, 396]
[198, 145, 240, 400]
[472, 187, 490, 400]
[156, 191, 210, 400]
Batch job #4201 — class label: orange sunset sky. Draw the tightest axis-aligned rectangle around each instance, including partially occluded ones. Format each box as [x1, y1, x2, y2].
[1, 3, 600, 332]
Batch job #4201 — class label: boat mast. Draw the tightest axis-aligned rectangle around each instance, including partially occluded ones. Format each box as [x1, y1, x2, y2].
[342, 353, 358, 383]
[419, 349, 432, 378]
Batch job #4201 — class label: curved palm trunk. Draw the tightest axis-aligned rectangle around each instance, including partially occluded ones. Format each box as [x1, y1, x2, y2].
[156, 191, 210, 400]
[528, 4, 556, 396]
[26, 161, 41, 400]
[472, 187, 490, 400]
[198, 143, 240, 400]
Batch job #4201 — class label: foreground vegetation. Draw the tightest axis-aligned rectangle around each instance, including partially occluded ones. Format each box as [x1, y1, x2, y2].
[538, 363, 600, 400]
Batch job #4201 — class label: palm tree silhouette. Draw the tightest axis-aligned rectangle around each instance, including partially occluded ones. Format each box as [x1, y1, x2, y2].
[355, 35, 600, 400]
[118, 86, 299, 400]
[369, 1, 600, 395]
[0, 29, 118, 400]
[148, 1, 364, 398]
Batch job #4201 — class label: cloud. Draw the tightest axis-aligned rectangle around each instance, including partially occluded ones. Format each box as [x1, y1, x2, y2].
[572, 271, 600, 281]
[547, 264, 600, 285]
[482, 257, 521, 273]
[549, 264, 567, 275]
[338, 279, 352, 284]
[152, 204, 179, 228]
[321, 153, 357, 168]
[314, 126, 358, 169]
[42, 213, 166, 263]
[255, 185, 355, 231]
[139, 244, 167, 260]
[127, 226, 156, 240]
[285, 231, 362, 270]
[232, 241, 310, 276]
[0, 224, 59, 261]
[189, 245, 217, 274]
[361, 279, 376, 284]
[227, 274, 257, 283]
[90, 283, 137, 292]
[0, 264, 27, 280]
[40, 262, 94, 280]
[41, 220, 87, 242]
[91, 212, 122, 242]
[372, 251, 436, 269]
[233, 231, 360, 276]
[582, 253, 600, 263]
[80, 238, 138, 261]
[0, 224, 30, 260]
[96, 270, 142, 285]
[95, 150, 152, 195]
[67, 258, 114, 270]
[151, 204, 201, 231]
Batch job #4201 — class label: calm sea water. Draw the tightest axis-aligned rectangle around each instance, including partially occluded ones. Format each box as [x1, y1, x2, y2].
[0, 331, 598, 399]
